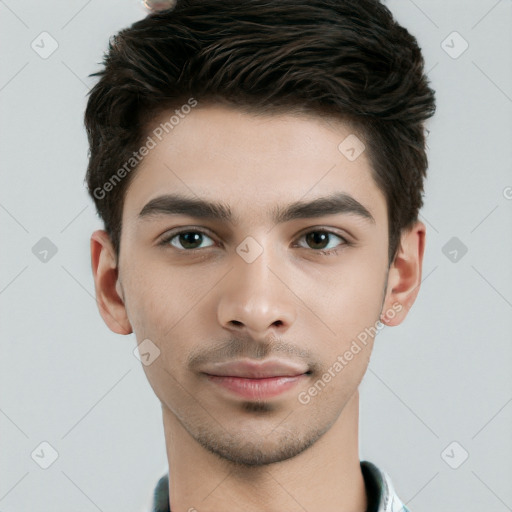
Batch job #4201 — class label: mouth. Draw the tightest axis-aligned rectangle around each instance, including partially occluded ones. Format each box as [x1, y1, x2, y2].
[204, 374, 309, 400]
[202, 358, 311, 400]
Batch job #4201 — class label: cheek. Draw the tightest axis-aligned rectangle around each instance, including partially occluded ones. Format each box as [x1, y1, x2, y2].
[123, 267, 202, 404]
[296, 340, 372, 417]
[121, 256, 201, 336]
[296, 252, 384, 392]
[122, 260, 214, 374]
[305, 253, 385, 336]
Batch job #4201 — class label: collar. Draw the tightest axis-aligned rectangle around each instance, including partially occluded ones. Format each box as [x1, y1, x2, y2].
[148, 460, 410, 512]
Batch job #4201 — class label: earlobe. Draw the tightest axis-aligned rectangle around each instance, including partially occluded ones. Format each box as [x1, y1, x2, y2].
[90, 230, 132, 335]
[380, 221, 426, 327]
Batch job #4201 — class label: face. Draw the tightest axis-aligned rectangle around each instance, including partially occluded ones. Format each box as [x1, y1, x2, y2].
[95, 104, 404, 466]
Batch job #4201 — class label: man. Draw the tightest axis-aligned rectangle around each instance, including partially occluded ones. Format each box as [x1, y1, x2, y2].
[85, 0, 436, 510]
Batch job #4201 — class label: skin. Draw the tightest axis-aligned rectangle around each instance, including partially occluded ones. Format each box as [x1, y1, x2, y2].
[90, 104, 425, 512]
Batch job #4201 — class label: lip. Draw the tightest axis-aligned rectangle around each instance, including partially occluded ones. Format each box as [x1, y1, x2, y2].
[202, 358, 309, 378]
[205, 374, 307, 400]
[202, 358, 309, 400]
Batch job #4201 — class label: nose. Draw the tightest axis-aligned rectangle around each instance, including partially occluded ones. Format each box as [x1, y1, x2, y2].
[216, 245, 297, 338]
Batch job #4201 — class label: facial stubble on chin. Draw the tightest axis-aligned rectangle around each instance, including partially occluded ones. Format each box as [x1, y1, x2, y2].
[193, 418, 329, 468]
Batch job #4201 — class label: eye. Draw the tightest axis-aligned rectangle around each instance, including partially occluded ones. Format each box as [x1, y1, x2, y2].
[295, 230, 349, 254]
[159, 229, 215, 250]
[158, 227, 350, 255]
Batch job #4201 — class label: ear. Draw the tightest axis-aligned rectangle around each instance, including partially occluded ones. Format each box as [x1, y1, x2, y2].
[380, 221, 426, 326]
[90, 230, 132, 335]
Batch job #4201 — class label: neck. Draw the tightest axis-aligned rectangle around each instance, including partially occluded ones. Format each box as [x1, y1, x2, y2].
[162, 390, 367, 512]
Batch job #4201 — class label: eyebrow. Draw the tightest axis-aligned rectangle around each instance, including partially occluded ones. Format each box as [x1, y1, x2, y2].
[138, 192, 375, 225]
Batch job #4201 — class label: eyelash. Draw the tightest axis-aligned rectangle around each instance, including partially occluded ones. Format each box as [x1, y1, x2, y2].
[158, 228, 351, 256]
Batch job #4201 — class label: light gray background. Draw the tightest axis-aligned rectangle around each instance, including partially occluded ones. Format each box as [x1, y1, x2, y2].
[1, 1, 511, 511]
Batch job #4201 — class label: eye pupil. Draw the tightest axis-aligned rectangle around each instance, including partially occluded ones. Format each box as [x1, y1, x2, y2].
[306, 232, 329, 250]
[180, 232, 202, 249]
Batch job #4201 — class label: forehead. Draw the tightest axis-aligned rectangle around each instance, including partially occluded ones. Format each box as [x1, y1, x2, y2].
[122, 104, 387, 227]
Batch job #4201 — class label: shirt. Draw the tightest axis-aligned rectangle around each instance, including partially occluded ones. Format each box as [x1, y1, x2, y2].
[146, 460, 411, 512]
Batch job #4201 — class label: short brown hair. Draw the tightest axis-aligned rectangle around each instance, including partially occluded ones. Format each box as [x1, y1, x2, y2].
[84, 0, 436, 264]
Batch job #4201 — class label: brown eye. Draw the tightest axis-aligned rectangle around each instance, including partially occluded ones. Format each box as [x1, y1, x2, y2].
[160, 230, 215, 250]
[296, 230, 348, 253]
